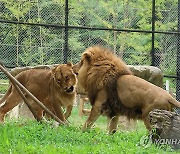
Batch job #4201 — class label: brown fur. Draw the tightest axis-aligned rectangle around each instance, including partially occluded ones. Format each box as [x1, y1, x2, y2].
[74, 46, 132, 105]
[73, 46, 180, 133]
[0, 63, 77, 123]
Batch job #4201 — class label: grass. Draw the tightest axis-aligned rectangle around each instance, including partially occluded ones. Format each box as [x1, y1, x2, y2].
[0, 79, 8, 94]
[0, 106, 179, 154]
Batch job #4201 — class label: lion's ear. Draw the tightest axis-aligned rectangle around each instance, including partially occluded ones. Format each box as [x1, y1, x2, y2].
[67, 62, 73, 67]
[51, 66, 57, 77]
[83, 52, 91, 63]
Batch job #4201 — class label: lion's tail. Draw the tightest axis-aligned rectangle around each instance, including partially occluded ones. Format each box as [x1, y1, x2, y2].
[168, 97, 180, 108]
[0, 85, 12, 105]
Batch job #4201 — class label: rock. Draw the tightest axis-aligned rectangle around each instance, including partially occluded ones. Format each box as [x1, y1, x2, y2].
[128, 65, 163, 87]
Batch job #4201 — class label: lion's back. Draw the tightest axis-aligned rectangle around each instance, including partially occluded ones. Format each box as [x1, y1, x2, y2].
[15, 69, 52, 98]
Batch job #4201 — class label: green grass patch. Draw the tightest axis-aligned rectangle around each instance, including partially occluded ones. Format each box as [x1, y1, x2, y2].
[0, 79, 9, 94]
[0, 106, 179, 154]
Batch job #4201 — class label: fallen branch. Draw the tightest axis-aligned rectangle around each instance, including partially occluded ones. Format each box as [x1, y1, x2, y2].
[9, 78, 40, 121]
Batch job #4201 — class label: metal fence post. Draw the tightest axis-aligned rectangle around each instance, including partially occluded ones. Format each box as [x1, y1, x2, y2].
[177, 0, 180, 106]
[63, 0, 69, 64]
[151, 0, 155, 66]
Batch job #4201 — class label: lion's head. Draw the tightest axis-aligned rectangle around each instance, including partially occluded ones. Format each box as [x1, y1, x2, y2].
[52, 62, 77, 94]
[73, 46, 132, 104]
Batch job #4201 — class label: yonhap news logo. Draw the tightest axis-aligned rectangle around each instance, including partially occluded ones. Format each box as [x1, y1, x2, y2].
[139, 135, 180, 148]
[139, 135, 152, 148]
[154, 138, 180, 145]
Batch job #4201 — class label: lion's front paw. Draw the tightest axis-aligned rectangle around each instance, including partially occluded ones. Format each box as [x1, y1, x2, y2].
[82, 121, 94, 132]
[108, 129, 117, 134]
[82, 126, 87, 132]
[82, 122, 89, 132]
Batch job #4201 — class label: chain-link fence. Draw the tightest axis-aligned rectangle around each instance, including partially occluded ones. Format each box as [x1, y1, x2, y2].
[0, 0, 180, 101]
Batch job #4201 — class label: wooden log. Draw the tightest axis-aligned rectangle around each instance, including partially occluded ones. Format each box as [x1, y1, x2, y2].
[149, 109, 180, 149]
[8, 76, 40, 121]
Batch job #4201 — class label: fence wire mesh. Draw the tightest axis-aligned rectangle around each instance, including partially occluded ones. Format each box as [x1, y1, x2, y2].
[0, 0, 179, 101]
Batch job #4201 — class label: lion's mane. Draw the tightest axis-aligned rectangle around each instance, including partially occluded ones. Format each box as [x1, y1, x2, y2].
[85, 46, 132, 106]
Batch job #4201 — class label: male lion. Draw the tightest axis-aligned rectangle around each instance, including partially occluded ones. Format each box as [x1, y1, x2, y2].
[73, 46, 180, 133]
[0, 63, 77, 123]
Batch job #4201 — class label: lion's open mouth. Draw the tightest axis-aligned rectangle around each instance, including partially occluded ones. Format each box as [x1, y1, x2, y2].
[65, 86, 74, 93]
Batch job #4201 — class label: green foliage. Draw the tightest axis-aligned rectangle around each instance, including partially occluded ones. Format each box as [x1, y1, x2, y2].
[0, 79, 8, 94]
[0, 0, 177, 74]
[0, 107, 179, 154]
[19, 47, 55, 66]
[1, 0, 32, 20]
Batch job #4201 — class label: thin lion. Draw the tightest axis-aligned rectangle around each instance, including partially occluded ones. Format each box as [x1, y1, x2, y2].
[0, 63, 77, 124]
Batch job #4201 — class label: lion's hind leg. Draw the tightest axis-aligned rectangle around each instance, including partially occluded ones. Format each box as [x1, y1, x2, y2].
[142, 115, 152, 131]
[142, 102, 171, 131]
[142, 107, 153, 131]
[0, 90, 22, 123]
[108, 115, 120, 134]
[0, 85, 12, 105]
